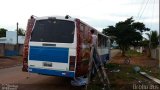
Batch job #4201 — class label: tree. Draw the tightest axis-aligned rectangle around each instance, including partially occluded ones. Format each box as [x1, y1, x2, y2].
[145, 31, 159, 57]
[147, 31, 159, 49]
[0, 28, 7, 37]
[102, 17, 149, 56]
[17, 28, 25, 36]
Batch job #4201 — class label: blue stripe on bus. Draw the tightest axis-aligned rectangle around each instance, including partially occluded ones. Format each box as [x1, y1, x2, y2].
[29, 67, 75, 78]
[29, 46, 69, 63]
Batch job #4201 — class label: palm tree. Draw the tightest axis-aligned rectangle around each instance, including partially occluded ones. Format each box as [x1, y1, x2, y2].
[145, 31, 159, 57]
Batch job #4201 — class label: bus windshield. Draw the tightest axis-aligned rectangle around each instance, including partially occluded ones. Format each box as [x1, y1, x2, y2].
[30, 19, 75, 43]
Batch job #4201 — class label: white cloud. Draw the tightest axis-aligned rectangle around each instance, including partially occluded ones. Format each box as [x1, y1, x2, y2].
[142, 18, 159, 24]
[0, 0, 159, 32]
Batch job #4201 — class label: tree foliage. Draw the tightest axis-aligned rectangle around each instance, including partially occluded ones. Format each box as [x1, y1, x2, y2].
[146, 31, 159, 49]
[102, 17, 150, 56]
[17, 28, 25, 36]
[0, 28, 7, 37]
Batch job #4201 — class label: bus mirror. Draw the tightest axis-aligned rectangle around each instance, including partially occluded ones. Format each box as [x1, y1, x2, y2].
[65, 15, 71, 19]
[30, 15, 37, 19]
[30, 15, 36, 19]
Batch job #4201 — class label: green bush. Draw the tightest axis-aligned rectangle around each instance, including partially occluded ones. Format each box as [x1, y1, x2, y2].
[125, 50, 142, 56]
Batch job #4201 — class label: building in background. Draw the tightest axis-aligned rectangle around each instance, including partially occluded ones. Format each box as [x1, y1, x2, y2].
[0, 31, 25, 56]
[112, 40, 118, 49]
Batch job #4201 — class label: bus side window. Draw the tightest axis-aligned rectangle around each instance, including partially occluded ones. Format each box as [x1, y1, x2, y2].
[98, 34, 101, 47]
[104, 37, 107, 47]
[107, 39, 110, 47]
[80, 24, 84, 32]
[83, 25, 88, 40]
[98, 34, 105, 47]
[105, 38, 107, 47]
[102, 37, 105, 47]
[102, 36, 106, 48]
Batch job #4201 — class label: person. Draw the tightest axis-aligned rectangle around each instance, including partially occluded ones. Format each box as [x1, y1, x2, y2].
[90, 29, 98, 80]
[90, 29, 97, 47]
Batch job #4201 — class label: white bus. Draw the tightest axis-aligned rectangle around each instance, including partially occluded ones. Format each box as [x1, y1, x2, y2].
[22, 15, 110, 78]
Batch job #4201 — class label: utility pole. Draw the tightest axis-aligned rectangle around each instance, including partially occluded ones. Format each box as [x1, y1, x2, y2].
[159, 28, 160, 46]
[16, 22, 19, 55]
[159, 25, 160, 68]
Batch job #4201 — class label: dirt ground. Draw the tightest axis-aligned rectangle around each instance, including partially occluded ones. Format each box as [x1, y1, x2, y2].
[110, 53, 159, 67]
[0, 57, 84, 90]
[110, 53, 160, 78]
[106, 53, 160, 90]
[87, 52, 160, 90]
[0, 52, 159, 90]
[0, 56, 22, 69]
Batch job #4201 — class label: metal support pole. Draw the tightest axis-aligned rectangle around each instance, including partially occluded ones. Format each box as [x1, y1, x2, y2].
[158, 47, 160, 68]
[108, 39, 111, 60]
[16, 22, 19, 55]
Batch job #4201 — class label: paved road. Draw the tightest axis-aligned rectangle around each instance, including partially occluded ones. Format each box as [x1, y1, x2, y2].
[0, 49, 120, 90]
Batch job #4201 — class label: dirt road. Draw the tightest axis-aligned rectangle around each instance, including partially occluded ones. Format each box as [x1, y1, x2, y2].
[110, 49, 120, 58]
[0, 66, 83, 90]
[0, 49, 120, 90]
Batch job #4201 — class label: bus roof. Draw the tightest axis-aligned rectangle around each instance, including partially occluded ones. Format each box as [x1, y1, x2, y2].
[77, 19, 109, 38]
[31, 15, 108, 38]
[34, 15, 76, 22]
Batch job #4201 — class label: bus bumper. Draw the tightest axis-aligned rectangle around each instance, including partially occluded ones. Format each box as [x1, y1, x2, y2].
[28, 67, 75, 78]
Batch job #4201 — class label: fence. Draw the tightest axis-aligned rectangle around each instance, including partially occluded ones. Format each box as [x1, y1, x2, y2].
[0, 44, 23, 56]
[151, 47, 160, 68]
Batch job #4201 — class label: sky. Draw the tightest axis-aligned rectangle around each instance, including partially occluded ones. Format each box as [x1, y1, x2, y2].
[0, 0, 159, 33]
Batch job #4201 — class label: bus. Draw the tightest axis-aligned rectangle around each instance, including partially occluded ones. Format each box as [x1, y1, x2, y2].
[22, 15, 110, 78]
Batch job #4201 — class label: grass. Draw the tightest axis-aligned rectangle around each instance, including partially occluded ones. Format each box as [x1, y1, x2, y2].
[105, 63, 143, 81]
[125, 50, 142, 57]
[125, 50, 160, 79]
[140, 66, 160, 80]
[87, 49, 159, 89]
[88, 63, 159, 90]
[106, 63, 159, 89]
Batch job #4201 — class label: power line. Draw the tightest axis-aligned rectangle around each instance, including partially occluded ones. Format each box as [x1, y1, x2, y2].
[138, 0, 150, 21]
[150, 0, 155, 29]
[137, 0, 146, 19]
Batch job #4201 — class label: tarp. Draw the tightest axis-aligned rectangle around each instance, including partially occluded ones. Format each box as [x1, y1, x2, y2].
[71, 77, 87, 86]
